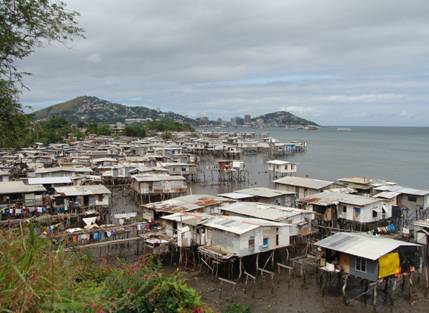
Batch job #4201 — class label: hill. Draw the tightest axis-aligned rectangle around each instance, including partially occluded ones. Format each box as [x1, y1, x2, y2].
[30, 96, 195, 124]
[253, 111, 318, 126]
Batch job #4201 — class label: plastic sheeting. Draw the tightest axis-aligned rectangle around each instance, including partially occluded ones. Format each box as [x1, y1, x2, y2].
[378, 252, 400, 278]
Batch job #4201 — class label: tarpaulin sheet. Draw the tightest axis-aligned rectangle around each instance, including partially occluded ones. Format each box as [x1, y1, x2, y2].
[378, 252, 400, 278]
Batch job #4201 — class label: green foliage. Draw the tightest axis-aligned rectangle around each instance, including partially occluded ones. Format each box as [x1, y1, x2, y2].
[107, 264, 204, 313]
[0, 224, 100, 312]
[32, 116, 73, 144]
[86, 122, 112, 136]
[72, 128, 85, 140]
[222, 302, 251, 313]
[125, 122, 146, 138]
[144, 119, 194, 132]
[0, 0, 83, 148]
[0, 227, 210, 313]
[0, 83, 34, 148]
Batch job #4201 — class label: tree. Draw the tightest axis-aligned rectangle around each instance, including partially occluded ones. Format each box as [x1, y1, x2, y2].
[125, 122, 146, 138]
[86, 122, 112, 136]
[0, 83, 33, 147]
[144, 119, 194, 132]
[0, 0, 83, 148]
[35, 116, 72, 144]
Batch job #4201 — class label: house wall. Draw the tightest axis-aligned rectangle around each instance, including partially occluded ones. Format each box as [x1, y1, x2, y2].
[135, 180, 186, 195]
[397, 194, 428, 211]
[0, 175, 9, 182]
[336, 201, 392, 223]
[152, 180, 187, 193]
[24, 193, 44, 206]
[37, 171, 79, 178]
[206, 226, 290, 257]
[274, 183, 320, 199]
[349, 255, 378, 281]
[269, 164, 296, 173]
[94, 194, 110, 206]
[168, 166, 191, 176]
[206, 229, 241, 255]
[143, 208, 155, 222]
[283, 213, 314, 236]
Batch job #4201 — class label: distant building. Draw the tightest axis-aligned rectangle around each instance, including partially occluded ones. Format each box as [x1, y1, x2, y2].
[125, 118, 152, 124]
[274, 176, 334, 199]
[244, 114, 251, 124]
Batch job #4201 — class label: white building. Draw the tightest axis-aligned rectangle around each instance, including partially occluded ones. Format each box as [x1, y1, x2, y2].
[130, 174, 187, 202]
[274, 176, 334, 199]
[33, 166, 92, 178]
[218, 202, 314, 237]
[267, 160, 297, 178]
[53, 185, 111, 210]
[300, 191, 391, 225]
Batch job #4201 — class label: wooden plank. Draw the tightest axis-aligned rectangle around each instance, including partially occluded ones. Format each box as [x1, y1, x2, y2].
[218, 277, 236, 286]
[277, 263, 293, 270]
[244, 271, 256, 280]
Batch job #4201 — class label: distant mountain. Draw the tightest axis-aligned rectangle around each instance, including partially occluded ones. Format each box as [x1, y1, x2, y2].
[253, 111, 318, 126]
[30, 96, 195, 124]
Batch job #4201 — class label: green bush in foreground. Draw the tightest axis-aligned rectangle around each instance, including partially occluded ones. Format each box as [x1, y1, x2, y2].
[0, 225, 209, 313]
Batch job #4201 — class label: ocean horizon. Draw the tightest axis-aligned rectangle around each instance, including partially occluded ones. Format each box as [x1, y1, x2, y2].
[195, 126, 429, 192]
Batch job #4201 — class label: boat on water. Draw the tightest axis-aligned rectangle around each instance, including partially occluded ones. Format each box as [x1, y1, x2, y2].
[337, 127, 352, 132]
[306, 125, 319, 131]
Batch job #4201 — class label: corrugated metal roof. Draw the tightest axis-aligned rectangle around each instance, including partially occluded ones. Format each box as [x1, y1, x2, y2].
[374, 185, 429, 196]
[219, 202, 311, 221]
[162, 212, 211, 226]
[373, 191, 401, 199]
[338, 176, 371, 185]
[54, 185, 111, 196]
[267, 160, 291, 165]
[315, 232, 420, 260]
[301, 191, 381, 206]
[143, 194, 233, 213]
[132, 174, 186, 182]
[35, 166, 92, 174]
[27, 177, 72, 185]
[218, 192, 254, 200]
[0, 181, 46, 194]
[235, 187, 295, 198]
[202, 215, 287, 235]
[274, 176, 333, 189]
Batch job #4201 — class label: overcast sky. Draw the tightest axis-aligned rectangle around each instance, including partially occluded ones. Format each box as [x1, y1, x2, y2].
[19, 0, 429, 126]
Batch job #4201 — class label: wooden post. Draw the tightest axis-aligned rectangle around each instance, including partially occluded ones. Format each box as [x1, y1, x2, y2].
[373, 283, 377, 310]
[342, 275, 349, 305]
[239, 258, 242, 279]
[256, 253, 259, 276]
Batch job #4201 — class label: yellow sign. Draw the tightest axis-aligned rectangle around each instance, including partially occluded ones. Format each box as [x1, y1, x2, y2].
[378, 252, 400, 278]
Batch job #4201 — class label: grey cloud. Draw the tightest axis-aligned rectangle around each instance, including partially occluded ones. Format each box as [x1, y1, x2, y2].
[17, 0, 429, 126]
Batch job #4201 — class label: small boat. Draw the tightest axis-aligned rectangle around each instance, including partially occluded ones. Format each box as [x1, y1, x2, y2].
[306, 125, 319, 131]
[337, 127, 352, 132]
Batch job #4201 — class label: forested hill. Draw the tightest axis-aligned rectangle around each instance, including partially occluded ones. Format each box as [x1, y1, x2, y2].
[30, 96, 195, 124]
[253, 111, 318, 126]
